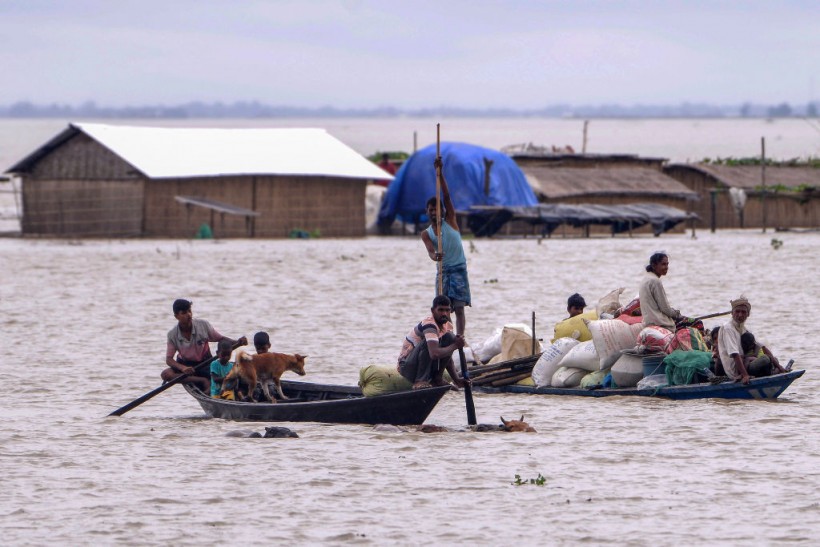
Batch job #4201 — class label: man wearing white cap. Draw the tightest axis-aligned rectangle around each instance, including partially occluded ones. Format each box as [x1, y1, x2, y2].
[717, 295, 783, 384]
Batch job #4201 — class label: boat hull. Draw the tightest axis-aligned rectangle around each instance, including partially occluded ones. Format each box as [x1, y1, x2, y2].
[185, 380, 451, 425]
[474, 370, 804, 400]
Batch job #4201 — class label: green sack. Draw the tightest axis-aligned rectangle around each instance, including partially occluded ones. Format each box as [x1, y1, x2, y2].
[358, 365, 412, 397]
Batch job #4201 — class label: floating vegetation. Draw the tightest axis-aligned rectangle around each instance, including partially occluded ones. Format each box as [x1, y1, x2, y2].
[512, 473, 546, 486]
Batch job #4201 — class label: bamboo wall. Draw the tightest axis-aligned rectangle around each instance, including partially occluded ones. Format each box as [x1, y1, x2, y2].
[21, 133, 144, 236]
[665, 166, 820, 229]
[144, 175, 367, 238]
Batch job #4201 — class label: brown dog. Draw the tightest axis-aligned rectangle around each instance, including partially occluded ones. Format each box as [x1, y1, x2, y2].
[223, 350, 307, 402]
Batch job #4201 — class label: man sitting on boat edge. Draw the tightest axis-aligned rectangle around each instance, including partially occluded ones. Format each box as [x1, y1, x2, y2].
[717, 295, 784, 384]
[397, 295, 468, 390]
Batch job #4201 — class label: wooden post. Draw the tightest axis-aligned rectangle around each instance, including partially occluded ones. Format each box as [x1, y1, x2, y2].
[710, 189, 717, 233]
[483, 158, 494, 196]
[531, 311, 537, 355]
[582, 120, 589, 154]
[435, 124, 443, 295]
[761, 137, 767, 233]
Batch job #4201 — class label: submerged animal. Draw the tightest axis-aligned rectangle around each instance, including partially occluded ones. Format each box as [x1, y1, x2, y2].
[264, 426, 299, 438]
[417, 415, 537, 433]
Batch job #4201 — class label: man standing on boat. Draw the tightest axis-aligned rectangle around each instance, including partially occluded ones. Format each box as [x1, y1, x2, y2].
[162, 299, 247, 392]
[421, 157, 471, 336]
[717, 295, 783, 384]
[397, 295, 467, 390]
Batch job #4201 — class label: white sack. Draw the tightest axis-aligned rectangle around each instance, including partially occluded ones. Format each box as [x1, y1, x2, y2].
[551, 366, 587, 388]
[558, 340, 600, 372]
[588, 319, 642, 370]
[531, 337, 580, 387]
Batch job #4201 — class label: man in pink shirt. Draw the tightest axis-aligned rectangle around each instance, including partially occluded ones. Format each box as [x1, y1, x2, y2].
[162, 299, 247, 392]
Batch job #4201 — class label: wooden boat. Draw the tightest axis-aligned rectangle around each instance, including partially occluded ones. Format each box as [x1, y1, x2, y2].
[184, 380, 451, 425]
[473, 369, 804, 400]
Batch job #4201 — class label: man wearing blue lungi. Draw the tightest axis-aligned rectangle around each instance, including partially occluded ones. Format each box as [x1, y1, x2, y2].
[421, 157, 471, 336]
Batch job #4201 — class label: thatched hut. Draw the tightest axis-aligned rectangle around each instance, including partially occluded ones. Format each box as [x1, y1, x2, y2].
[6, 123, 392, 238]
[664, 163, 820, 230]
[508, 153, 698, 235]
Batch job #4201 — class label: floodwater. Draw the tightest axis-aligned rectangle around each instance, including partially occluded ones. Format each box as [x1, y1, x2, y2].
[1, 231, 818, 545]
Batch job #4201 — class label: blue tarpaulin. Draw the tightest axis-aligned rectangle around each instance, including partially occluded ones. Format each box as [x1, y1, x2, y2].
[377, 142, 538, 226]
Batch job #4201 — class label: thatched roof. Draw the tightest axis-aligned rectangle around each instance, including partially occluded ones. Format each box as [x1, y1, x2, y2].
[520, 165, 698, 200]
[6, 123, 393, 181]
[667, 164, 820, 190]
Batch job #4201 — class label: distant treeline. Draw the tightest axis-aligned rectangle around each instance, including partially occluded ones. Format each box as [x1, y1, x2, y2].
[0, 100, 817, 119]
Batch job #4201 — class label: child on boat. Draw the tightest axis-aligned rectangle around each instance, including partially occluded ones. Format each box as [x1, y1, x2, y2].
[254, 331, 272, 353]
[210, 340, 235, 398]
[566, 293, 586, 318]
[709, 327, 725, 376]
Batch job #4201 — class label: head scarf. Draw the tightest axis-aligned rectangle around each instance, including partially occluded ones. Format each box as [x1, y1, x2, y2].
[730, 295, 751, 312]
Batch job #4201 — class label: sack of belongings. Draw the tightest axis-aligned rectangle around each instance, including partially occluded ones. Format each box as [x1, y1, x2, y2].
[531, 337, 580, 387]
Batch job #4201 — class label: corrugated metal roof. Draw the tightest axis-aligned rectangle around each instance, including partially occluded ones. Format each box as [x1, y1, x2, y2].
[7, 123, 394, 181]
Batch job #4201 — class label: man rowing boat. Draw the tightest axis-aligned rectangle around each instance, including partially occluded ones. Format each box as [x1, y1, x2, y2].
[162, 299, 247, 392]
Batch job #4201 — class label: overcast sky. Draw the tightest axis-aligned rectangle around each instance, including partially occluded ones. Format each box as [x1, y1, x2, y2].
[1, 0, 817, 109]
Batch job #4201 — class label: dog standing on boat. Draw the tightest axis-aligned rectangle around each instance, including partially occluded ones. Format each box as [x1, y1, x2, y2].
[222, 350, 307, 402]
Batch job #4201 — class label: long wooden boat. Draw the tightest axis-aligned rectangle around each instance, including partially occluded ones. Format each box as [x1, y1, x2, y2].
[473, 370, 804, 400]
[184, 380, 451, 425]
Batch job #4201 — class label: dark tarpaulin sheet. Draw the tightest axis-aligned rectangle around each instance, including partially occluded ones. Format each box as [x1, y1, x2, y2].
[466, 203, 697, 237]
[377, 142, 538, 227]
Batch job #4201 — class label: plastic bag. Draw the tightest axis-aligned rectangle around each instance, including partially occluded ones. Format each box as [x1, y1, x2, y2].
[637, 374, 668, 390]
[596, 287, 625, 316]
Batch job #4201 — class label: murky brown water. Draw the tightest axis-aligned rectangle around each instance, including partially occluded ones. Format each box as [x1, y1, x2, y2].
[1, 232, 817, 545]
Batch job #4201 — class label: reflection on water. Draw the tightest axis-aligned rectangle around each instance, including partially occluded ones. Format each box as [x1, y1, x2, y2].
[0, 232, 817, 544]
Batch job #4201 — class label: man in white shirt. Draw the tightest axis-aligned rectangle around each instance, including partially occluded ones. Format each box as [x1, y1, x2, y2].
[718, 295, 782, 384]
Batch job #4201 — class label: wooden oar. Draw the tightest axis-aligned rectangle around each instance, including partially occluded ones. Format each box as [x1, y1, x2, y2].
[692, 310, 731, 322]
[458, 347, 477, 425]
[435, 123, 443, 295]
[108, 340, 242, 417]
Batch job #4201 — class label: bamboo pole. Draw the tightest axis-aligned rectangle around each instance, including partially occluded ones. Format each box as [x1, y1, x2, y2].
[490, 372, 533, 387]
[435, 123, 443, 295]
[531, 311, 537, 355]
[761, 137, 767, 233]
[467, 353, 542, 376]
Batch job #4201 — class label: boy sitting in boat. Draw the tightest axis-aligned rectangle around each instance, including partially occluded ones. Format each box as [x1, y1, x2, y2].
[210, 340, 235, 398]
[566, 293, 586, 318]
[397, 295, 467, 390]
[709, 327, 725, 376]
[254, 331, 272, 353]
[740, 331, 786, 377]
